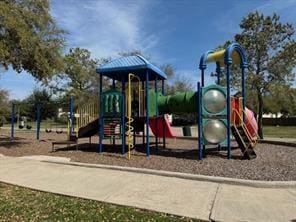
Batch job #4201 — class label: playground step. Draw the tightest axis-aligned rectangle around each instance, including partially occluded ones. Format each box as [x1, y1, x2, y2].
[231, 125, 257, 160]
[245, 144, 257, 159]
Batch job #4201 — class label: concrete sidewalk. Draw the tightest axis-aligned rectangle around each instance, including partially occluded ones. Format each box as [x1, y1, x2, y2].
[0, 156, 295, 221]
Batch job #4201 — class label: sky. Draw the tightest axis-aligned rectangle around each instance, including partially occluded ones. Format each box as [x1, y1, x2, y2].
[1, 0, 296, 99]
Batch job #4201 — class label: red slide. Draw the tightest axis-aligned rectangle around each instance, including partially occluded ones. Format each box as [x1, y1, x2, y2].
[244, 107, 258, 137]
[149, 115, 176, 138]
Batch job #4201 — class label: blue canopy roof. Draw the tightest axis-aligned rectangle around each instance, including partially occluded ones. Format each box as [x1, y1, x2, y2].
[96, 55, 167, 81]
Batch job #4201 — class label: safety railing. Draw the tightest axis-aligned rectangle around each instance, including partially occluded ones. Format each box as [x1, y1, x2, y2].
[232, 109, 258, 147]
[76, 102, 99, 134]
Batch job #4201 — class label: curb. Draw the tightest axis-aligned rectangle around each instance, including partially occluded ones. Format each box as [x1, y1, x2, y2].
[19, 155, 71, 163]
[148, 135, 296, 146]
[259, 139, 296, 147]
[42, 159, 296, 189]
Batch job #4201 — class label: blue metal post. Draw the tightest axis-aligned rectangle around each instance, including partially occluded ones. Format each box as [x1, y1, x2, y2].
[161, 79, 166, 149]
[145, 71, 150, 156]
[241, 64, 246, 121]
[121, 76, 126, 155]
[10, 103, 15, 142]
[197, 82, 203, 160]
[36, 103, 41, 140]
[99, 75, 103, 153]
[216, 62, 221, 85]
[201, 68, 205, 87]
[112, 78, 115, 89]
[69, 96, 74, 136]
[216, 62, 221, 151]
[155, 77, 158, 149]
[226, 64, 231, 159]
[201, 68, 206, 156]
[142, 81, 145, 146]
[133, 89, 136, 147]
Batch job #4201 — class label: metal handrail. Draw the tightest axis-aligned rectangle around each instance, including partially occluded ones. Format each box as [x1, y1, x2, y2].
[232, 109, 257, 147]
[126, 73, 141, 159]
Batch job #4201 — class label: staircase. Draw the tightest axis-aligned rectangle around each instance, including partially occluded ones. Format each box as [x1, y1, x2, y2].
[231, 109, 258, 159]
[231, 125, 257, 159]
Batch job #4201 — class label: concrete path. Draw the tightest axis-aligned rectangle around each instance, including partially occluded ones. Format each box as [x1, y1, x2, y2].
[0, 156, 295, 221]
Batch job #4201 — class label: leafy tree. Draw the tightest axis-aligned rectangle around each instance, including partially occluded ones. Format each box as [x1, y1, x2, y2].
[166, 75, 194, 95]
[264, 86, 296, 117]
[161, 64, 175, 79]
[46, 47, 106, 106]
[0, 0, 65, 80]
[222, 12, 296, 138]
[0, 89, 10, 125]
[22, 88, 56, 120]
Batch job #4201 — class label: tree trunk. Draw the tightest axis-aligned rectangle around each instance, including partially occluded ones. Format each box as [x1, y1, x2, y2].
[257, 89, 264, 139]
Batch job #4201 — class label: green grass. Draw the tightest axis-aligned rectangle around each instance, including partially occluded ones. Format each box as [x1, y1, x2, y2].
[263, 126, 296, 138]
[0, 183, 200, 222]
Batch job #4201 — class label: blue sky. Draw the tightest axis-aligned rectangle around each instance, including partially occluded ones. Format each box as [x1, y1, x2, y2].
[1, 0, 296, 99]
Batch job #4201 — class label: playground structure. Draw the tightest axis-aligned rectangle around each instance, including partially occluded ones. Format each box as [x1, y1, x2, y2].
[62, 42, 258, 160]
[198, 43, 258, 159]
[6, 43, 259, 160]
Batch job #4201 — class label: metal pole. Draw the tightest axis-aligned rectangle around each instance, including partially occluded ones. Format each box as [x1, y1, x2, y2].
[36, 103, 41, 140]
[133, 89, 136, 148]
[161, 79, 166, 149]
[155, 77, 158, 149]
[216, 62, 221, 85]
[10, 103, 15, 142]
[121, 76, 126, 155]
[112, 78, 115, 89]
[216, 62, 221, 152]
[142, 81, 145, 146]
[99, 75, 103, 153]
[242, 65, 246, 121]
[201, 68, 206, 156]
[69, 96, 74, 136]
[145, 70, 150, 156]
[201, 68, 205, 87]
[197, 82, 203, 160]
[226, 64, 231, 159]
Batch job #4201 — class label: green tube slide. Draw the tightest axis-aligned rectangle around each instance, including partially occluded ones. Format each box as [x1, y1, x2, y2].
[148, 90, 198, 116]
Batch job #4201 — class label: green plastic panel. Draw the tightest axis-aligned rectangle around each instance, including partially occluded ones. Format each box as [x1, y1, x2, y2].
[102, 90, 122, 117]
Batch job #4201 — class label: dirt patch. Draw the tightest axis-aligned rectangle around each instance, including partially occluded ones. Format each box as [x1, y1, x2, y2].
[0, 130, 295, 181]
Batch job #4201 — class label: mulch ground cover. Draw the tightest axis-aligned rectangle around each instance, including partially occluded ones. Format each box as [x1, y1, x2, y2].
[0, 130, 295, 181]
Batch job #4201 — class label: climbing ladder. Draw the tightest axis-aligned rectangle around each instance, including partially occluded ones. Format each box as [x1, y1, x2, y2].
[231, 109, 258, 159]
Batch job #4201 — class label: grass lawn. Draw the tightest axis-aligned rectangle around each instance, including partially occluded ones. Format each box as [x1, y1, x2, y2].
[0, 183, 199, 222]
[263, 126, 296, 138]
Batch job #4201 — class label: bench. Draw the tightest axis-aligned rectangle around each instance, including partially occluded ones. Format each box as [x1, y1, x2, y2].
[52, 136, 78, 152]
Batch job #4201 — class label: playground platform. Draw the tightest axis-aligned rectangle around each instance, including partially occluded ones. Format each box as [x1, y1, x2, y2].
[0, 155, 295, 221]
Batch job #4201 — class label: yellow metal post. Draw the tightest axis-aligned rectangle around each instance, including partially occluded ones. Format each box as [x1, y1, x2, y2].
[126, 73, 141, 159]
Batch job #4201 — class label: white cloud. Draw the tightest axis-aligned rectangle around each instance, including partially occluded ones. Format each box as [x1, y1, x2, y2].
[255, 0, 296, 13]
[51, 0, 160, 59]
[211, 0, 296, 37]
[255, 0, 296, 25]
